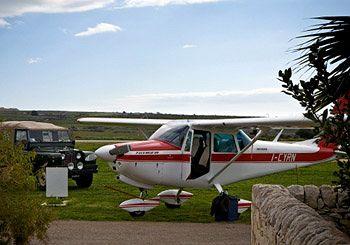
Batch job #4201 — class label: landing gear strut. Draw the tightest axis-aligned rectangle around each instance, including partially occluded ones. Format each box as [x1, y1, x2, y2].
[126, 188, 149, 217]
[139, 188, 148, 199]
[164, 188, 183, 208]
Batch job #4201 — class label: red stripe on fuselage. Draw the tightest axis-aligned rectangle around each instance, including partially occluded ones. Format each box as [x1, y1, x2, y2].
[211, 149, 334, 162]
[119, 154, 191, 162]
[118, 149, 334, 163]
[129, 140, 181, 151]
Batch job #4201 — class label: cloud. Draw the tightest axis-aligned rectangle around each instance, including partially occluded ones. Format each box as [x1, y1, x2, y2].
[75, 23, 122, 37]
[107, 87, 304, 116]
[119, 0, 223, 8]
[127, 88, 281, 100]
[60, 27, 69, 34]
[182, 44, 197, 49]
[0, 0, 228, 27]
[0, 0, 114, 27]
[11, 87, 303, 117]
[27, 57, 42, 64]
[0, 18, 10, 27]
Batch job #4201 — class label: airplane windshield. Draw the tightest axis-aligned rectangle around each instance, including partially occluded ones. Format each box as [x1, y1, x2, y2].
[150, 125, 189, 148]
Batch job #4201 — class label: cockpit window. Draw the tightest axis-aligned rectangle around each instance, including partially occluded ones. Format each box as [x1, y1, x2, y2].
[29, 130, 72, 143]
[184, 130, 193, 152]
[150, 125, 189, 148]
[236, 130, 251, 150]
[214, 133, 237, 153]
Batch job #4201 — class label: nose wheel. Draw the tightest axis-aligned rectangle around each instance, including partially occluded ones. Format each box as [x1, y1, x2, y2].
[165, 203, 181, 209]
[127, 189, 148, 217]
[129, 211, 145, 217]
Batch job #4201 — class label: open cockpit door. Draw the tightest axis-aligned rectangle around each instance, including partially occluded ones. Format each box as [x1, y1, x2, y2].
[181, 129, 193, 180]
[187, 130, 211, 179]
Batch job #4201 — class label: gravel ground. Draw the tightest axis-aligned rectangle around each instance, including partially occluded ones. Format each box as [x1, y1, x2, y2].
[31, 220, 251, 245]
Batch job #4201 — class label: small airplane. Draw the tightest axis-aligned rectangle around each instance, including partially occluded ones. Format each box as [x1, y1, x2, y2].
[78, 116, 339, 217]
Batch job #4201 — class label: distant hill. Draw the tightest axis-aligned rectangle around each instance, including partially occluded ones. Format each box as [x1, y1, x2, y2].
[0, 110, 252, 140]
[0, 107, 19, 111]
[0, 110, 313, 141]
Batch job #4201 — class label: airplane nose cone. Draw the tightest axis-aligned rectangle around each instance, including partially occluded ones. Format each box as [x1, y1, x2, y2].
[95, 144, 116, 162]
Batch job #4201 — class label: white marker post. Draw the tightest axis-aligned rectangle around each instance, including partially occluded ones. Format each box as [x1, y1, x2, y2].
[45, 167, 68, 206]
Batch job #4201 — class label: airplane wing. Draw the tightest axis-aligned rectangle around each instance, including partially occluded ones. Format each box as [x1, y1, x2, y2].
[78, 116, 314, 130]
[77, 117, 172, 126]
[189, 116, 315, 131]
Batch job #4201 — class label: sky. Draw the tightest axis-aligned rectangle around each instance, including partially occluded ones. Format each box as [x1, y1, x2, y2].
[0, 0, 349, 117]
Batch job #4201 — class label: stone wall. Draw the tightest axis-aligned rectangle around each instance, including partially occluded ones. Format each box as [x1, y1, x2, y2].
[251, 184, 349, 245]
[288, 184, 350, 232]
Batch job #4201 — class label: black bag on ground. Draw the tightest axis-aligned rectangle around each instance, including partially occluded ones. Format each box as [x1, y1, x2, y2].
[210, 193, 239, 222]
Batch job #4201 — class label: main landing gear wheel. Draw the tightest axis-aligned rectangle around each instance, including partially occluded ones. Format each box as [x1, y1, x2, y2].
[165, 203, 181, 209]
[129, 211, 145, 217]
[75, 173, 93, 188]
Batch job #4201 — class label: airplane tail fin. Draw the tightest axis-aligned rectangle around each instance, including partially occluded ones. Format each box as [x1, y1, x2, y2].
[293, 138, 319, 146]
[294, 137, 339, 149]
[294, 138, 343, 160]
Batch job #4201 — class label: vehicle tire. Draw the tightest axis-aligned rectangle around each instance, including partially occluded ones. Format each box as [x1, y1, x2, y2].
[165, 203, 181, 209]
[35, 166, 46, 191]
[129, 211, 145, 217]
[75, 173, 93, 188]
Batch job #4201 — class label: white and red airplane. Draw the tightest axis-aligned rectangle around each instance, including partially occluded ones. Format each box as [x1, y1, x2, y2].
[78, 116, 338, 217]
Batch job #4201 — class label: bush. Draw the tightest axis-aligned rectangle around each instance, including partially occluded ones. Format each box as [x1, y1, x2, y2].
[0, 130, 54, 244]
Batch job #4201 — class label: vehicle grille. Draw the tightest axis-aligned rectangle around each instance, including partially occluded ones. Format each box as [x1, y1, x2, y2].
[62, 151, 75, 164]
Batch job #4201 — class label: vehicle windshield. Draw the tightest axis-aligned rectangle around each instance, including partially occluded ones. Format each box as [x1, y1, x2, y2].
[150, 125, 189, 148]
[29, 130, 72, 143]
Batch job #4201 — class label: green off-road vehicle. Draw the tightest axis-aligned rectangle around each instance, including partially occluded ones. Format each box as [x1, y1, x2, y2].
[0, 121, 98, 189]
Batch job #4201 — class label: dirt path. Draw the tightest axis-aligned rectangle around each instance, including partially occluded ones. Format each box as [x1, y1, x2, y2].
[31, 220, 251, 245]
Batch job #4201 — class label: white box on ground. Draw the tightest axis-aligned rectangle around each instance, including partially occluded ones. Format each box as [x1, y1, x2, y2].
[46, 167, 68, 197]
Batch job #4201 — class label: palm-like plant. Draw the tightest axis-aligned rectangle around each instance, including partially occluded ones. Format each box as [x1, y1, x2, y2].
[279, 17, 350, 219]
[297, 17, 350, 75]
[294, 16, 350, 111]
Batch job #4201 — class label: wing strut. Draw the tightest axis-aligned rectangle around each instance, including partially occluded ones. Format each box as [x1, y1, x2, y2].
[273, 129, 284, 142]
[208, 129, 262, 184]
[137, 128, 149, 139]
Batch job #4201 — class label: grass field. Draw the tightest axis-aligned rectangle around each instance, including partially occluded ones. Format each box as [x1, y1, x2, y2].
[35, 142, 338, 224]
[1, 109, 325, 223]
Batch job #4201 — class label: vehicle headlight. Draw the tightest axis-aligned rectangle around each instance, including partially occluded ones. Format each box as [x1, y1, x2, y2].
[85, 153, 97, 162]
[76, 152, 82, 159]
[67, 162, 74, 170]
[61, 154, 65, 160]
[77, 162, 84, 170]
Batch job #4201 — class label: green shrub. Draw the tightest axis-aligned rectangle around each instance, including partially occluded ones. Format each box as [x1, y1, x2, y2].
[0, 130, 54, 244]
